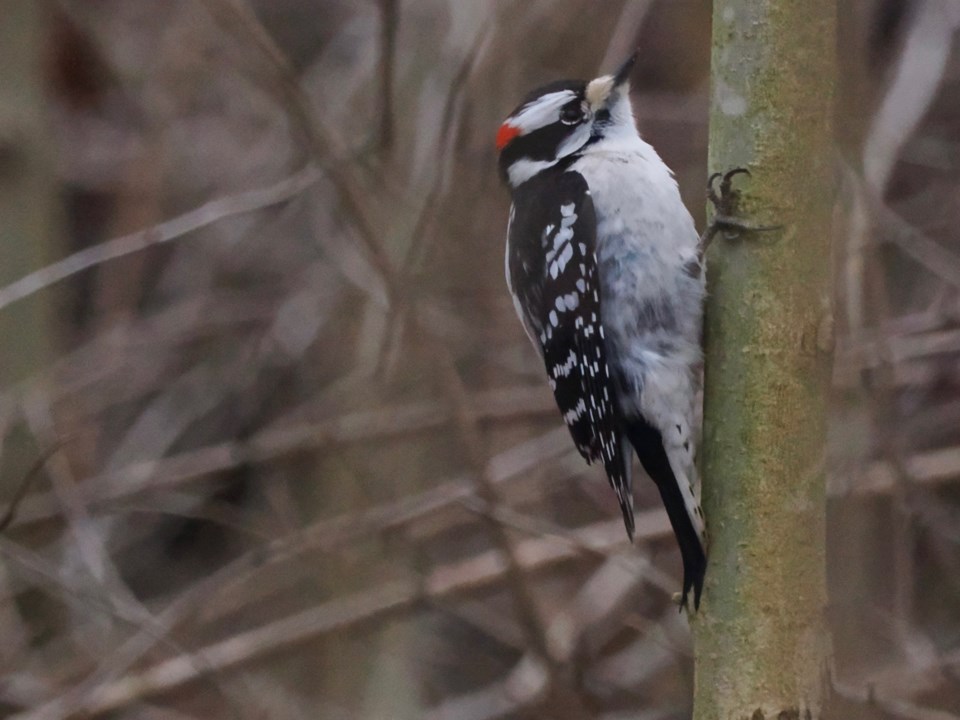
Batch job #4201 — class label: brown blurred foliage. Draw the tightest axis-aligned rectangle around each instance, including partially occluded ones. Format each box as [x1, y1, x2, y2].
[0, 1, 957, 718]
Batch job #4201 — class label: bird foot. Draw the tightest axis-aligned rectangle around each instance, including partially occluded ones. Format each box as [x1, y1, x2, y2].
[698, 168, 780, 259]
[671, 590, 693, 614]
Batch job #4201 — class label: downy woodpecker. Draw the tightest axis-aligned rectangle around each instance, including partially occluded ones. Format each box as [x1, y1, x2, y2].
[497, 53, 707, 609]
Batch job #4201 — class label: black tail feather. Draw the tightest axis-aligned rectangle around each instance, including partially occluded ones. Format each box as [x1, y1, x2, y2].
[619, 496, 635, 541]
[623, 417, 706, 610]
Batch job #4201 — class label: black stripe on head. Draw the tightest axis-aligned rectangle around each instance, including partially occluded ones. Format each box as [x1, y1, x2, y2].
[498, 118, 572, 170]
[498, 80, 587, 184]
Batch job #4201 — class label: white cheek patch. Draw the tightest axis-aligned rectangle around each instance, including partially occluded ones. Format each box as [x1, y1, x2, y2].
[555, 123, 592, 161]
[510, 90, 578, 134]
[508, 157, 559, 187]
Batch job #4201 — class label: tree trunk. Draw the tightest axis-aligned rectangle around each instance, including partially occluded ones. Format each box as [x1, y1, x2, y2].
[694, 2, 836, 719]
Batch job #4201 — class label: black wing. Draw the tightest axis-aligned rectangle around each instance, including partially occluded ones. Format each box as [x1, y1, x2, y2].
[507, 170, 634, 537]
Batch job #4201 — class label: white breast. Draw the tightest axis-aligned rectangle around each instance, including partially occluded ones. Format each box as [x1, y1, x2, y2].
[569, 137, 704, 417]
[571, 137, 698, 261]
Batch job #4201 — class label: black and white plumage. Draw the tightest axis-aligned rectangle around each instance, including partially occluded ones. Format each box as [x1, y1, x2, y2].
[497, 54, 708, 608]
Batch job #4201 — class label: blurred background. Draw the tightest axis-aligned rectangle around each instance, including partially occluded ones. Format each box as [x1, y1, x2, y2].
[0, 0, 958, 718]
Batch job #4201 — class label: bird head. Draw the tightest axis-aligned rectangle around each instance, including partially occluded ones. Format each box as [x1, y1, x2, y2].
[496, 52, 638, 189]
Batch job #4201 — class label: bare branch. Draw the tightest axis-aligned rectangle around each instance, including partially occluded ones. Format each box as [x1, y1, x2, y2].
[863, 0, 960, 192]
[600, 1, 654, 70]
[9, 579, 418, 720]
[12, 512, 663, 719]
[832, 677, 960, 720]
[0, 387, 554, 530]
[0, 167, 321, 315]
[197, 0, 400, 299]
[376, 0, 398, 152]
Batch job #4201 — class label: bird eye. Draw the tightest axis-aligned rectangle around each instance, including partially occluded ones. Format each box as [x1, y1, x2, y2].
[560, 103, 584, 125]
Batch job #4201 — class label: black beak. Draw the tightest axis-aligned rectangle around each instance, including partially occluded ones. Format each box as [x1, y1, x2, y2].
[611, 51, 638, 89]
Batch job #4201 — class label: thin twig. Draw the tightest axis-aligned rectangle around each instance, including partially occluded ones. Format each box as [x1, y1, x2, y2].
[0, 537, 241, 720]
[0, 167, 321, 315]
[13, 428, 588, 718]
[832, 676, 960, 720]
[376, 0, 398, 152]
[600, 1, 654, 70]
[862, 0, 960, 192]
[423, 326, 590, 718]
[0, 386, 554, 530]
[0, 443, 62, 533]
[13, 512, 659, 719]
[197, 0, 400, 300]
[10, 578, 418, 720]
[427, 552, 657, 720]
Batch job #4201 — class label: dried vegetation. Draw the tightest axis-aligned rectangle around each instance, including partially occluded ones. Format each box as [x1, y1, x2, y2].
[0, 1, 957, 718]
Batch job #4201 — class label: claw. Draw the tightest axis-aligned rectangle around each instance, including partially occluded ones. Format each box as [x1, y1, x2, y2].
[722, 167, 750, 183]
[708, 167, 750, 205]
[706, 172, 723, 206]
[706, 166, 748, 219]
[700, 166, 778, 259]
[707, 168, 748, 190]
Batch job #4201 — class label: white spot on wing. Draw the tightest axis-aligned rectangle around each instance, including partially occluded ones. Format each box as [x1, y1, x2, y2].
[553, 225, 574, 251]
[563, 398, 587, 424]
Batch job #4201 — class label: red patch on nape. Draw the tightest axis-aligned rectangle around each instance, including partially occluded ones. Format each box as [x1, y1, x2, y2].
[496, 122, 521, 151]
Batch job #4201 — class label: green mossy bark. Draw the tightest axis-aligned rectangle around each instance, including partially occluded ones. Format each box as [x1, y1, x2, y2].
[0, 3, 57, 506]
[0, 1, 55, 387]
[694, 2, 835, 719]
